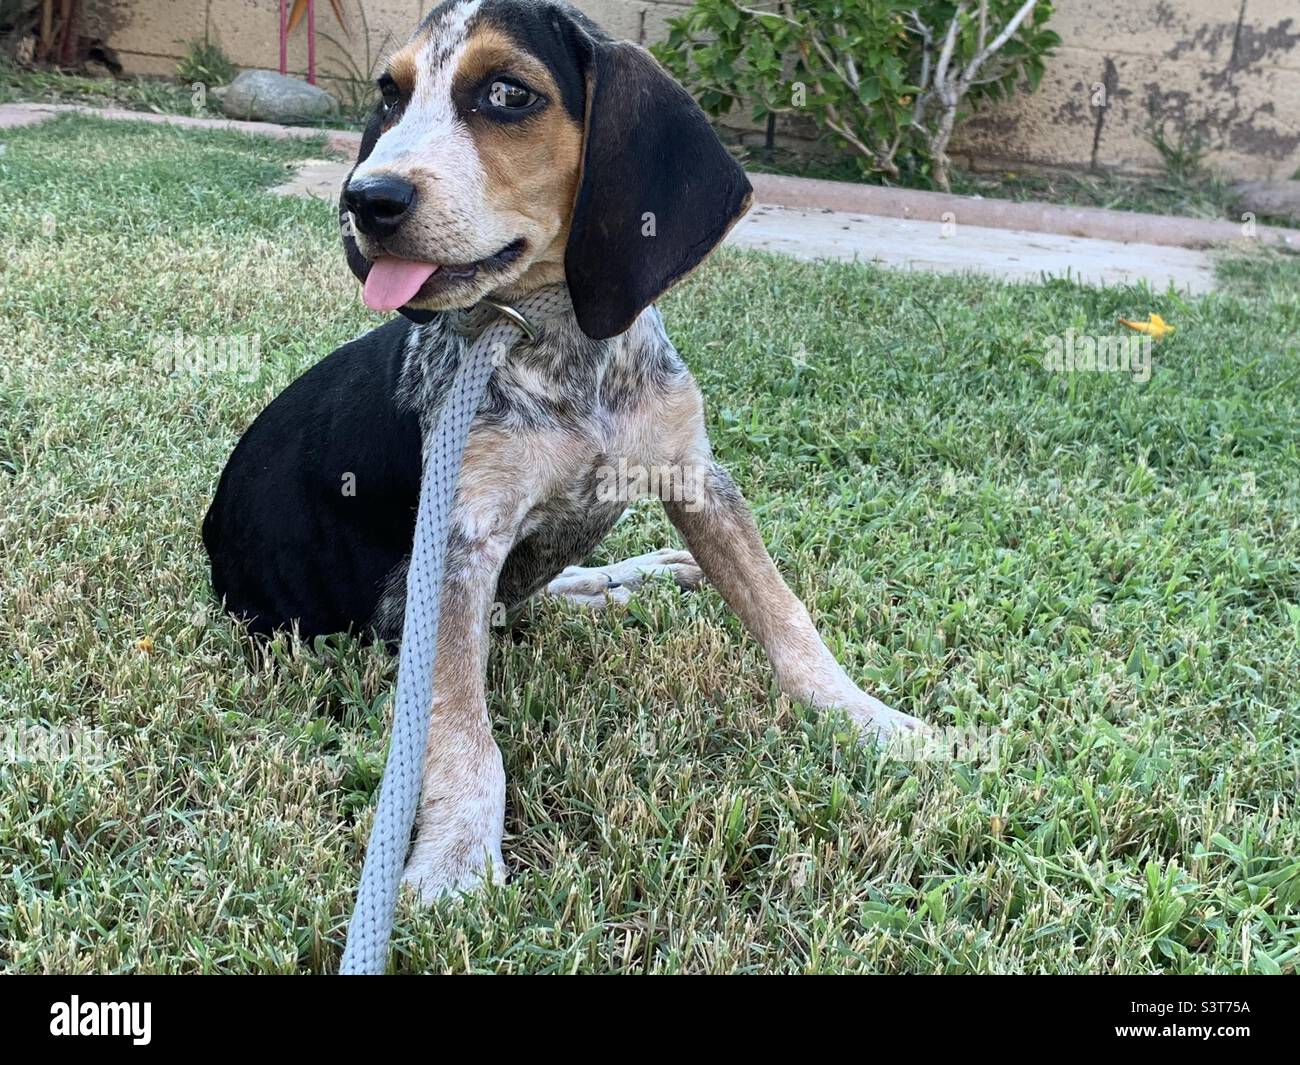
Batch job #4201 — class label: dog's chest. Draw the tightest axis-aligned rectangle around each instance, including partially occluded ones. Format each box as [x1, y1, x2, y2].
[390, 308, 705, 610]
[506, 357, 685, 520]
[405, 305, 696, 522]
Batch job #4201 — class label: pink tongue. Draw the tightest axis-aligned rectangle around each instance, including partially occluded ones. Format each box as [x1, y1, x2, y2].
[363, 257, 439, 312]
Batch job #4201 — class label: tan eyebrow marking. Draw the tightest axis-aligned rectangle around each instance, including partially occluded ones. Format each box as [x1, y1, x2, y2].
[385, 41, 420, 94]
[451, 25, 555, 104]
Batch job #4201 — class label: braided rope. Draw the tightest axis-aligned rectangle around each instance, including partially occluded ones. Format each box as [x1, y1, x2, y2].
[340, 287, 571, 975]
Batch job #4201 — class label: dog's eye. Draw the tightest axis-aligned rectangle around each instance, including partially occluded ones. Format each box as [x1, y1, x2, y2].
[377, 76, 400, 113]
[485, 79, 538, 111]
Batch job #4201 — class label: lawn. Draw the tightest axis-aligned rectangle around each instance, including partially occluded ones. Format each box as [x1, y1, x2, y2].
[1, 115, 1298, 974]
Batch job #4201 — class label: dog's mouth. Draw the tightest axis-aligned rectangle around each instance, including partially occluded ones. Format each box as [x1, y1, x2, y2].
[360, 239, 527, 313]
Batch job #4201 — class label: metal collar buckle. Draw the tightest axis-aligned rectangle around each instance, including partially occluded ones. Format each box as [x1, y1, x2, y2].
[480, 298, 538, 342]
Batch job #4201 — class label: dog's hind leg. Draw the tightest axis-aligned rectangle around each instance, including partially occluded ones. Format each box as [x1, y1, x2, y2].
[662, 455, 928, 744]
[541, 548, 704, 608]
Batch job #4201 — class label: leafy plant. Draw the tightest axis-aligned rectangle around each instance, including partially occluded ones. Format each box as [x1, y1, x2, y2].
[655, 0, 1060, 190]
[908, 1, 1058, 189]
[0, 1, 39, 61]
[317, 0, 393, 124]
[176, 37, 236, 88]
[1144, 94, 1209, 184]
[1, 0, 82, 65]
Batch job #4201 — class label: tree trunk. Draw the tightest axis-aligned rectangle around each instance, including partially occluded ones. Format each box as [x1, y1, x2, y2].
[58, 0, 80, 67]
[37, 0, 54, 61]
[930, 105, 959, 192]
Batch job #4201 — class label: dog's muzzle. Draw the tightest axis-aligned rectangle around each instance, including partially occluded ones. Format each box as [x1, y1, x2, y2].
[344, 175, 417, 240]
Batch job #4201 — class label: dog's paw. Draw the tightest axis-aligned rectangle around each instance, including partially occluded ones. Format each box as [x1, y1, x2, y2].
[401, 836, 507, 904]
[400, 845, 506, 903]
[838, 690, 933, 748]
[544, 548, 705, 607]
[401, 744, 507, 905]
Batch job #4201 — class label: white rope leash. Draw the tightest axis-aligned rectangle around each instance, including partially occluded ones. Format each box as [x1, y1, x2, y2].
[340, 287, 569, 975]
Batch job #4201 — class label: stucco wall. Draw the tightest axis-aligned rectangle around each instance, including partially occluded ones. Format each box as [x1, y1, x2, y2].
[90, 0, 1300, 181]
[86, 0, 686, 79]
[955, 1, 1300, 180]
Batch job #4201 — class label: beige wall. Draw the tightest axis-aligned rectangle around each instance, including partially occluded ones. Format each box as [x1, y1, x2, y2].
[87, 0, 688, 79]
[954, 0, 1300, 180]
[94, 0, 1300, 181]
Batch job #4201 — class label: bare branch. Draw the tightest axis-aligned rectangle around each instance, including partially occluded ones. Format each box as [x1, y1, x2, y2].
[807, 30, 858, 91]
[833, 23, 862, 89]
[736, 4, 800, 27]
[933, 2, 965, 90]
[907, 9, 934, 49]
[961, 0, 1039, 89]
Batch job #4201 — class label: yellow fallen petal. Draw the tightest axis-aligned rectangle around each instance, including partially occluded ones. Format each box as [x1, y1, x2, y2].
[1118, 313, 1175, 339]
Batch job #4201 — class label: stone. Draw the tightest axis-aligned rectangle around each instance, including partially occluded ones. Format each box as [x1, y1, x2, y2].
[1231, 180, 1300, 224]
[219, 69, 337, 124]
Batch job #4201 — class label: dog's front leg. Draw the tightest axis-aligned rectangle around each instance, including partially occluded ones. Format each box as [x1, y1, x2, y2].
[400, 507, 517, 903]
[664, 454, 927, 743]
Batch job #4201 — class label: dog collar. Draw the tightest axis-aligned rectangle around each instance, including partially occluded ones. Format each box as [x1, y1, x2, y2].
[479, 298, 539, 342]
[445, 284, 572, 344]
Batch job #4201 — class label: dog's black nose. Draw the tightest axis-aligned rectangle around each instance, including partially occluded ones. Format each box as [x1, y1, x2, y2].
[344, 175, 416, 239]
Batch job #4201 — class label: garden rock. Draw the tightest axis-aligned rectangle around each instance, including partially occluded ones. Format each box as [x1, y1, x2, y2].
[219, 70, 337, 123]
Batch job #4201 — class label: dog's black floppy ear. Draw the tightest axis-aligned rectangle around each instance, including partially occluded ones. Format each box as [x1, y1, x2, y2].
[565, 40, 752, 341]
[339, 108, 434, 324]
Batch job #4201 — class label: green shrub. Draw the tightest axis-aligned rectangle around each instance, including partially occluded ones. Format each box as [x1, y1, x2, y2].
[176, 38, 237, 88]
[655, 0, 1060, 190]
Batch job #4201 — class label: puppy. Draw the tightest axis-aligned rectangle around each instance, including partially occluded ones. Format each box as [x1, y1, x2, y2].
[203, 0, 926, 900]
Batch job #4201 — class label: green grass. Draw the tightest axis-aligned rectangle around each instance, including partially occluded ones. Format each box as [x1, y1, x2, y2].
[0, 56, 196, 113]
[949, 167, 1300, 231]
[2, 115, 1298, 974]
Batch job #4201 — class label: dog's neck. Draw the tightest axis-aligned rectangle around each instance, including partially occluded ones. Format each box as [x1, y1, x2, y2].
[446, 283, 573, 344]
[396, 282, 594, 428]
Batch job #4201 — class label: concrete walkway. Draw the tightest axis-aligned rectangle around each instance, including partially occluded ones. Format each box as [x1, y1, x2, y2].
[734, 202, 1217, 293]
[748, 172, 1295, 250]
[266, 157, 1216, 293]
[1, 101, 1228, 293]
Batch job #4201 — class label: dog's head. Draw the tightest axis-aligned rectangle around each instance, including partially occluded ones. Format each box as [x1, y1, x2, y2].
[339, 0, 751, 340]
